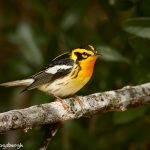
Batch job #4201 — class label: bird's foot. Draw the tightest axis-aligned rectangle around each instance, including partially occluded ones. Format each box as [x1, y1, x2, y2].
[72, 95, 83, 109]
[54, 95, 69, 110]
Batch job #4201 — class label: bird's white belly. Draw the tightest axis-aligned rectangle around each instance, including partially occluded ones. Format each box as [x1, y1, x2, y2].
[39, 76, 90, 97]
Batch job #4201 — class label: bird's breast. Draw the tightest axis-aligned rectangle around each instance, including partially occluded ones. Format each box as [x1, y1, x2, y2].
[79, 56, 96, 78]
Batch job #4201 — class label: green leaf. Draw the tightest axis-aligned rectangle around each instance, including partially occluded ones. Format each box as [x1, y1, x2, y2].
[61, 12, 79, 30]
[122, 17, 150, 39]
[8, 22, 43, 67]
[97, 45, 128, 62]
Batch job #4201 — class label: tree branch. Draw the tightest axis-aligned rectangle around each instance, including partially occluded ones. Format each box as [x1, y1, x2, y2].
[39, 123, 60, 150]
[0, 83, 150, 133]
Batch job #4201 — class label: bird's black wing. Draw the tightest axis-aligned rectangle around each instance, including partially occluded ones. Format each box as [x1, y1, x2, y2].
[24, 52, 74, 91]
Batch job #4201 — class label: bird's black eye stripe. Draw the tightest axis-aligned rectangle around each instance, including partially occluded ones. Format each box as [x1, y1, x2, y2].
[74, 52, 83, 60]
[74, 52, 91, 61]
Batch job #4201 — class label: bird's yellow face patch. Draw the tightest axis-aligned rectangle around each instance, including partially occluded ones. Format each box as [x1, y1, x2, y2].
[70, 45, 97, 78]
[71, 45, 96, 62]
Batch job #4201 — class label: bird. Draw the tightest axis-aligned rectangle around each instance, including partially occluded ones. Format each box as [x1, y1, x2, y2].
[0, 45, 100, 100]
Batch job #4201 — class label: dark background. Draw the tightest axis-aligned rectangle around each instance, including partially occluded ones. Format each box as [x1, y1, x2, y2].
[0, 0, 150, 150]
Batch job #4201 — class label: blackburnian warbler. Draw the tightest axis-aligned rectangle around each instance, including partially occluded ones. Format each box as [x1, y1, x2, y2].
[0, 45, 99, 98]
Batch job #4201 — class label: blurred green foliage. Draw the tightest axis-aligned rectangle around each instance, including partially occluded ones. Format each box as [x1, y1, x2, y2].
[0, 0, 150, 150]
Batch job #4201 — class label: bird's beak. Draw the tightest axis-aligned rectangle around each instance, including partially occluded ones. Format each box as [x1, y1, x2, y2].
[95, 51, 102, 57]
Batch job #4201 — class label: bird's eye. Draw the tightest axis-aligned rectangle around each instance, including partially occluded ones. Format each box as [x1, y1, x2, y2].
[82, 52, 88, 58]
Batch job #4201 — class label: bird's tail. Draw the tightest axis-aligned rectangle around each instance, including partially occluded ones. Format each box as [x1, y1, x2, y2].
[0, 79, 34, 87]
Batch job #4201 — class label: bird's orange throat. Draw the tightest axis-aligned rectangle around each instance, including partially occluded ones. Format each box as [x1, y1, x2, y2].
[79, 56, 97, 77]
